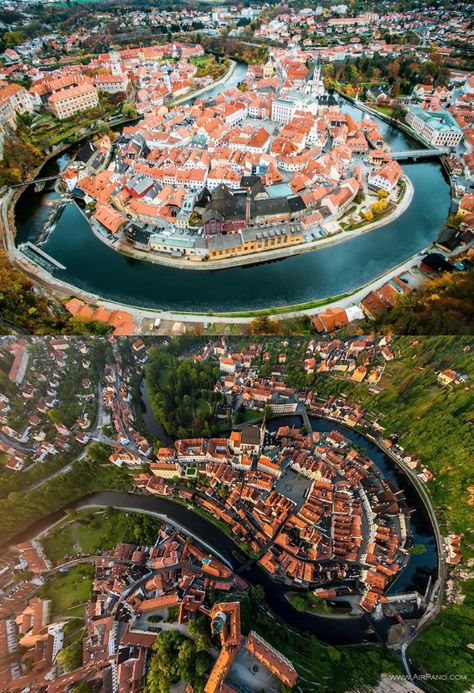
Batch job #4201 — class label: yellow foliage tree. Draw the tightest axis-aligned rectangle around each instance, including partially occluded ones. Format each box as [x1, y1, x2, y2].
[370, 199, 388, 215]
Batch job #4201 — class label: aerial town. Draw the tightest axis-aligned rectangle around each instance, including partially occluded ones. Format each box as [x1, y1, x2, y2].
[0, 334, 472, 691]
[0, 0, 473, 691]
[1, 523, 300, 692]
[55, 45, 411, 267]
[0, 0, 472, 334]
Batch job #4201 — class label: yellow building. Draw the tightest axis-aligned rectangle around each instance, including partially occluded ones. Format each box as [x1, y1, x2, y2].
[150, 461, 180, 478]
[49, 83, 99, 120]
[207, 223, 304, 261]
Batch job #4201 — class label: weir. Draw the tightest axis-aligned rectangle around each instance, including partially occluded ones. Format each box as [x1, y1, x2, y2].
[22, 242, 66, 270]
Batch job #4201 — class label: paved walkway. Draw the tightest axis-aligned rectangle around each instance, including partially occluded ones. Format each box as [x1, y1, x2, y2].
[91, 247, 428, 325]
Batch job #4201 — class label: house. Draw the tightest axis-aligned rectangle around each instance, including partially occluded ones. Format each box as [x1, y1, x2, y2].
[0, 81, 34, 130]
[95, 204, 127, 234]
[49, 83, 99, 120]
[366, 85, 392, 103]
[420, 253, 453, 274]
[459, 193, 474, 217]
[360, 278, 410, 319]
[95, 73, 129, 94]
[368, 160, 402, 192]
[312, 307, 349, 333]
[413, 84, 434, 100]
[240, 426, 261, 455]
[437, 369, 458, 386]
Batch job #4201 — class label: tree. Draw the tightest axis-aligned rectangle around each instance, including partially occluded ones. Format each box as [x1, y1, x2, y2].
[177, 639, 195, 682]
[248, 315, 280, 335]
[195, 650, 211, 677]
[251, 584, 265, 601]
[57, 637, 83, 672]
[122, 102, 136, 118]
[373, 267, 474, 335]
[3, 31, 25, 48]
[370, 199, 389, 215]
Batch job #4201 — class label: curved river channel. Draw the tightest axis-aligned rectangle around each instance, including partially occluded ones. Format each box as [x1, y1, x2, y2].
[4, 413, 438, 646]
[14, 62, 451, 313]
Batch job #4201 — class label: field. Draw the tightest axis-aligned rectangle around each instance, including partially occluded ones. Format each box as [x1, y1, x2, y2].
[234, 408, 263, 425]
[39, 564, 94, 618]
[372, 105, 396, 117]
[42, 508, 161, 564]
[189, 55, 214, 69]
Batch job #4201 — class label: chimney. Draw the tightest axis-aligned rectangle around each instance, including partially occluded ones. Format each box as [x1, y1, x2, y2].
[245, 188, 251, 226]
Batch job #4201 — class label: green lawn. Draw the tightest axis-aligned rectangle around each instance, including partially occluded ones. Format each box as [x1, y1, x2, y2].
[39, 564, 93, 618]
[372, 105, 396, 117]
[42, 509, 161, 564]
[190, 55, 213, 68]
[234, 408, 263, 425]
[43, 524, 77, 564]
[287, 591, 339, 615]
[195, 398, 211, 416]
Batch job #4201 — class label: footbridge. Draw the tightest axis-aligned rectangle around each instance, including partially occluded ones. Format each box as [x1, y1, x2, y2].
[391, 147, 450, 161]
[10, 175, 60, 189]
[296, 403, 313, 436]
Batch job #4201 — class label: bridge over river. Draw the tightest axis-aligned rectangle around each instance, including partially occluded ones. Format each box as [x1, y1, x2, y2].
[390, 147, 450, 161]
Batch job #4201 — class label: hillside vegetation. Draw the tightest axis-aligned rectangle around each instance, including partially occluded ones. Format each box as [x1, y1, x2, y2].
[0, 255, 109, 335]
[145, 346, 224, 438]
[373, 268, 474, 335]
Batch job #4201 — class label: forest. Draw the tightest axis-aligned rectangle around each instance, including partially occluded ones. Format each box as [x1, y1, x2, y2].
[0, 456, 131, 544]
[0, 254, 110, 336]
[294, 336, 474, 550]
[408, 580, 474, 693]
[373, 266, 474, 335]
[144, 347, 224, 439]
[0, 122, 43, 187]
[145, 626, 212, 693]
[281, 335, 474, 687]
[323, 53, 451, 97]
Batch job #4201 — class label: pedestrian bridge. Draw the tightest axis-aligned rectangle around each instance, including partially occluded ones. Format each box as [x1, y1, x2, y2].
[391, 148, 450, 161]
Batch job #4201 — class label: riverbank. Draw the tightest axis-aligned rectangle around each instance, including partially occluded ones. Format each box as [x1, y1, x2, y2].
[0, 243, 421, 329]
[0, 198, 448, 328]
[76, 501, 234, 569]
[86, 175, 414, 271]
[174, 58, 237, 105]
[0, 113, 142, 298]
[305, 414, 444, 643]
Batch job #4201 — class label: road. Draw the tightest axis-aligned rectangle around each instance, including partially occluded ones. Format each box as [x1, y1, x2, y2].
[400, 642, 413, 682]
[20, 375, 106, 493]
[0, 431, 32, 453]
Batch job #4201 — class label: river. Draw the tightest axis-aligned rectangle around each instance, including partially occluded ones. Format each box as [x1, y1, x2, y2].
[13, 65, 451, 312]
